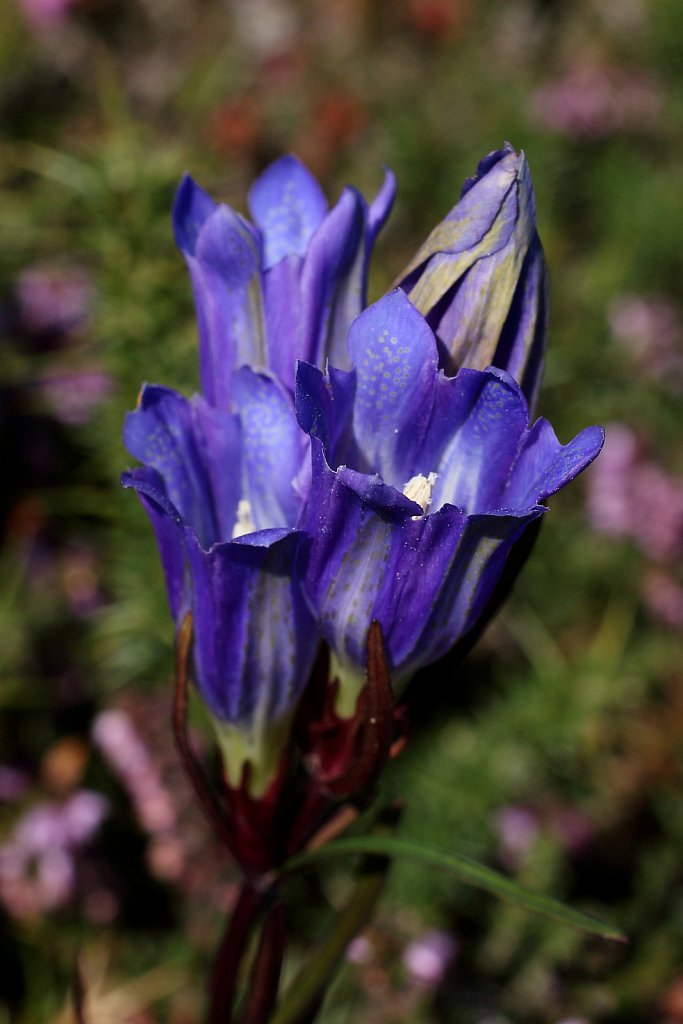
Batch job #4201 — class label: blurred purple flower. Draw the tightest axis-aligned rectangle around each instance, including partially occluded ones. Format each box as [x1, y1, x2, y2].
[33, 369, 113, 425]
[18, 0, 77, 28]
[15, 265, 93, 340]
[531, 64, 663, 140]
[173, 154, 395, 405]
[297, 290, 603, 713]
[398, 143, 548, 410]
[403, 929, 458, 987]
[608, 294, 683, 389]
[93, 709, 177, 838]
[0, 791, 108, 920]
[493, 804, 540, 869]
[585, 424, 683, 562]
[642, 568, 683, 630]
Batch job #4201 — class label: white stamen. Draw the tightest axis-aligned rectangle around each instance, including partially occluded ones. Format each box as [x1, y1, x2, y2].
[231, 498, 256, 539]
[403, 472, 438, 518]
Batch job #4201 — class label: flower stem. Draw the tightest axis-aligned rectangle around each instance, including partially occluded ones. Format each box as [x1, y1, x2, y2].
[238, 899, 286, 1024]
[268, 802, 403, 1024]
[207, 883, 263, 1024]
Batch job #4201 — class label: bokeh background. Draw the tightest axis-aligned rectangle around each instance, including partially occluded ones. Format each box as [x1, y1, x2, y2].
[2, 0, 683, 1020]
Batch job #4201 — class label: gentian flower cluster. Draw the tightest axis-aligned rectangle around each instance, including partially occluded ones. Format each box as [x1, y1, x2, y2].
[123, 147, 603, 868]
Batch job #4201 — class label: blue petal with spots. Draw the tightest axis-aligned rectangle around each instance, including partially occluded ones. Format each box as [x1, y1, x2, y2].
[248, 154, 329, 269]
[295, 291, 604, 695]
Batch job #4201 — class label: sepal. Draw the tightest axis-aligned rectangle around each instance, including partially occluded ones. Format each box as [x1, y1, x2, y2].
[296, 624, 398, 799]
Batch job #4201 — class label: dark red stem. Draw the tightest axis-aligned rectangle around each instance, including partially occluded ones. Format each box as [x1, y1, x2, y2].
[239, 900, 287, 1024]
[208, 884, 264, 1024]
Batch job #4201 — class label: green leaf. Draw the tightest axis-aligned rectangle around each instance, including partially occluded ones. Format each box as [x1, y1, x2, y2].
[281, 836, 626, 943]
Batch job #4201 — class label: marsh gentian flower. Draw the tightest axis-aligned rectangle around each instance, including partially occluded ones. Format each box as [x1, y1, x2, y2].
[173, 154, 395, 406]
[398, 143, 548, 409]
[296, 290, 603, 715]
[122, 371, 316, 794]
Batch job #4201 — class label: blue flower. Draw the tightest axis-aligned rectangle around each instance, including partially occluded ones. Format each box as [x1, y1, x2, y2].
[398, 143, 548, 410]
[173, 154, 395, 406]
[296, 290, 603, 715]
[122, 370, 316, 795]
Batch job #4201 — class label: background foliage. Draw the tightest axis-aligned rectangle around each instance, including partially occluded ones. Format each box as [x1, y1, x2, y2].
[2, 1, 683, 1020]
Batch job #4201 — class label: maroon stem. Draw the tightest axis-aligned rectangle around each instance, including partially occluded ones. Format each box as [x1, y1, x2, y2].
[172, 613, 235, 853]
[239, 900, 287, 1024]
[72, 957, 87, 1024]
[208, 884, 264, 1024]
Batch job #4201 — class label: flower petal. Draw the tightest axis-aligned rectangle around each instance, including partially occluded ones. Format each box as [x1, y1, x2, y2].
[191, 205, 265, 407]
[261, 255, 304, 393]
[367, 166, 397, 241]
[185, 528, 316, 728]
[504, 420, 605, 508]
[301, 442, 543, 684]
[430, 369, 528, 514]
[121, 466, 188, 622]
[491, 236, 549, 413]
[248, 154, 328, 269]
[300, 186, 367, 371]
[346, 290, 438, 487]
[123, 384, 219, 548]
[399, 146, 547, 404]
[172, 174, 217, 255]
[232, 367, 307, 531]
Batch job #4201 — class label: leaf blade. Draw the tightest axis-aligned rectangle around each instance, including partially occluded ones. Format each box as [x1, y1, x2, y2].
[282, 836, 626, 943]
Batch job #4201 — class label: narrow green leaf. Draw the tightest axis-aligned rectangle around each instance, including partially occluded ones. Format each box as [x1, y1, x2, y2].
[281, 836, 626, 943]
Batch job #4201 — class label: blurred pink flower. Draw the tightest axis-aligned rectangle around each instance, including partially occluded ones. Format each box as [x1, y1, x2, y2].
[403, 929, 458, 987]
[34, 369, 113, 425]
[18, 0, 78, 28]
[16, 265, 92, 336]
[493, 804, 540, 869]
[0, 791, 108, 920]
[642, 568, 683, 629]
[585, 424, 683, 562]
[608, 294, 683, 389]
[93, 709, 184, 880]
[531, 64, 663, 139]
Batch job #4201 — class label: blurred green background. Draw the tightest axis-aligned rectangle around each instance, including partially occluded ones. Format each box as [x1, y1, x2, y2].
[2, 0, 683, 1020]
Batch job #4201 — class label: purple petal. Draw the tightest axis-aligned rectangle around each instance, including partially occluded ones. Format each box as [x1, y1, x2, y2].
[430, 369, 529, 515]
[402, 146, 520, 282]
[301, 444, 542, 679]
[367, 166, 397, 241]
[401, 507, 542, 673]
[337, 466, 422, 516]
[300, 186, 367, 371]
[192, 205, 265, 405]
[123, 385, 219, 548]
[491, 236, 549, 414]
[172, 174, 217, 254]
[346, 290, 439, 488]
[190, 396, 243, 542]
[399, 147, 546, 403]
[261, 255, 304, 393]
[121, 467, 188, 622]
[232, 367, 307, 531]
[459, 142, 516, 198]
[295, 360, 334, 451]
[504, 420, 605, 508]
[184, 529, 316, 727]
[248, 154, 328, 269]
[295, 361, 358, 468]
